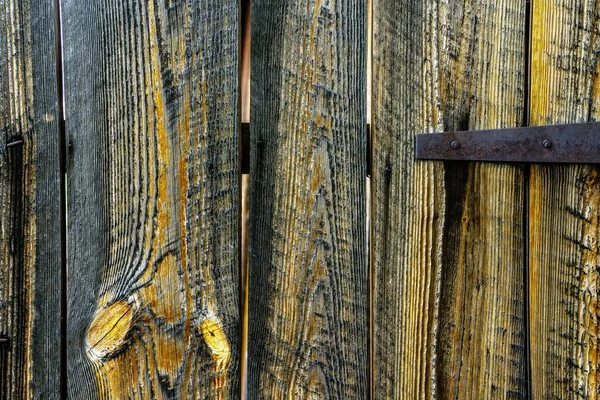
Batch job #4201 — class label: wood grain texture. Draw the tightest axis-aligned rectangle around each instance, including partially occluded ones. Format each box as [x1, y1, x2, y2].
[530, 1, 600, 398]
[248, 1, 367, 398]
[0, 0, 62, 397]
[62, 0, 240, 398]
[371, 1, 527, 398]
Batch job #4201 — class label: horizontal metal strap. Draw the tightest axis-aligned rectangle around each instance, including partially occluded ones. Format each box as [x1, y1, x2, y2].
[415, 122, 600, 164]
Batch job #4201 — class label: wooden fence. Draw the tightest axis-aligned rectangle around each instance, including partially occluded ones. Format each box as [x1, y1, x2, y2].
[0, 0, 598, 398]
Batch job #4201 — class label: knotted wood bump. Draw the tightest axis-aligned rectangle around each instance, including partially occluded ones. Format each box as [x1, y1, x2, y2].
[200, 318, 230, 372]
[86, 300, 135, 361]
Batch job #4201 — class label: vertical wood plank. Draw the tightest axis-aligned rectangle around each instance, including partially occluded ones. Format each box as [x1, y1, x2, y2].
[0, 0, 62, 397]
[530, 1, 600, 398]
[63, 0, 240, 398]
[371, 1, 527, 398]
[248, 1, 368, 398]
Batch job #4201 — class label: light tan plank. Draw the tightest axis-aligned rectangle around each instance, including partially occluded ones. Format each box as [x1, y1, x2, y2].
[372, 1, 527, 398]
[530, 1, 600, 398]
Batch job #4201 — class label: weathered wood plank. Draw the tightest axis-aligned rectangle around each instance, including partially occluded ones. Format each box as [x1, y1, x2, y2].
[371, 1, 527, 398]
[62, 0, 240, 398]
[529, 2, 600, 398]
[248, 1, 367, 398]
[0, 0, 62, 397]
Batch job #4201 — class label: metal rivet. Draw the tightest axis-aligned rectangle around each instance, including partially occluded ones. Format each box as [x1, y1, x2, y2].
[542, 139, 552, 148]
[450, 140, 460, 149]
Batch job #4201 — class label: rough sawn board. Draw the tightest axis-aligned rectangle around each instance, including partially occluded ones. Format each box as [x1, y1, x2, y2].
[249, 0, 368, 398]
[63, 0, 240, 398]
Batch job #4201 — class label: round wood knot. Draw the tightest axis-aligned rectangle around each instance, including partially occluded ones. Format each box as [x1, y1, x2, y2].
[200, 318, 231, 372]
[86, 300, 135, 361]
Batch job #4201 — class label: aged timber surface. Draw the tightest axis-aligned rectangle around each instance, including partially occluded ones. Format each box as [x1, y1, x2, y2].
[249, 0, 368, 399]
[0, 0, 62, 398]
[372, 1, 527, 398]
[62, 0, 239, 398]
[530, 2, 600, 398]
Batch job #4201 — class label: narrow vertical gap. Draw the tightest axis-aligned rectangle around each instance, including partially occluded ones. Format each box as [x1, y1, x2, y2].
[366, 0, 373, 398]
[524, 0, 532, 127]
[8, 136, 25, 398]
[52, 0, 67, 397]
[240, 0, 251, 399]
[523, 0, 533, 398]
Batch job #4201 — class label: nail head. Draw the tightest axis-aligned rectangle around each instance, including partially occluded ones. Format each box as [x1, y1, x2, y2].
[0, 336, 10, 347]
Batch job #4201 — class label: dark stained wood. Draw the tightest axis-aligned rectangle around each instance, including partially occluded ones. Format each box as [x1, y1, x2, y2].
[0, 0, 62, 397]
[371, 1, 527, 398]
[529, 2, 600, 398]
[248, 0, 368, 398]
[62, 0, 240, 398]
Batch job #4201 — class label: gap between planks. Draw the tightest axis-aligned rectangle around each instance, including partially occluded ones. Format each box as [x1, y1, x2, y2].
[52, 0, 67, 397]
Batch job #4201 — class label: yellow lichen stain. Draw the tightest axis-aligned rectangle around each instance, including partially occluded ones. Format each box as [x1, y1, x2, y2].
[177, 84, 196, 386]
[310, 143, 327, 193]
[153, 328, 182, 390]
[86, 300, 135, 361]
[156, 166, 169, 236]
[306, 363, 328, 400]
[135, 256, 187, 385]
[140, 254, 184, 324]
[147, 0, 170, 244]
[585, 168, 599, 189]
[576, 166, 600, 395]
[200, 318, 231, 372]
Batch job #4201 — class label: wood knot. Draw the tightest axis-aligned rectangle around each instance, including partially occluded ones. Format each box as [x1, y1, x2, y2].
[86, 300, 135, 361]
[200, 318, 230, 372]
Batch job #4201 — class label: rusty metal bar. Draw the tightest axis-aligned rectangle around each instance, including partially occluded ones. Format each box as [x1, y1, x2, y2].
[415, 122, 600, 163]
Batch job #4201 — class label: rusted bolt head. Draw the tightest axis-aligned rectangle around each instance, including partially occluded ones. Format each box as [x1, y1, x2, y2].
[450, 140, 460, 149]
[542, 139, 552, 148]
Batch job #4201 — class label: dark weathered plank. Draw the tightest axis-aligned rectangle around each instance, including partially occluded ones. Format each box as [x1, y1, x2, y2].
[248, 1, 367, 398]
[62, 0, 240, 398]
[529, 2, 600, 398]
[0, 0, 62, 397]
[372, 1, 527, 398]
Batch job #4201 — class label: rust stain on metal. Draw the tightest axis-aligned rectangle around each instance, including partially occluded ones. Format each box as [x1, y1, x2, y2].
[415, 122, 600, 163]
